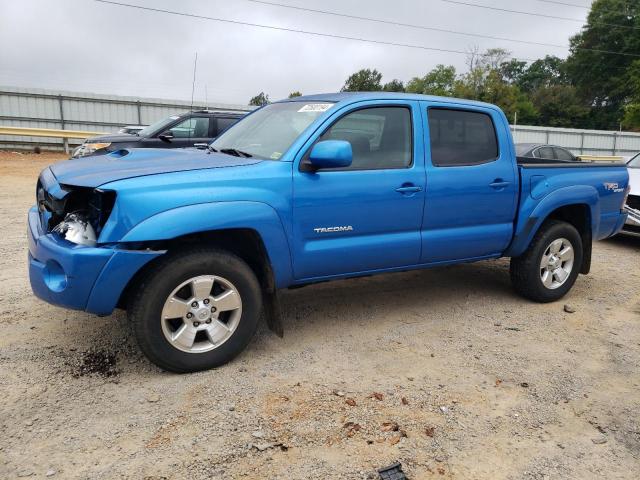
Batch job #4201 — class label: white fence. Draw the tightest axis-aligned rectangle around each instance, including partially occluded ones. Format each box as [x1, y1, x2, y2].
[0, 86, 252, 151]
[511, 124, 640, 158]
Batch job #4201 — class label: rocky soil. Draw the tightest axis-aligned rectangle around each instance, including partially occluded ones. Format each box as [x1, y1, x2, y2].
[1, 152, 639, 479]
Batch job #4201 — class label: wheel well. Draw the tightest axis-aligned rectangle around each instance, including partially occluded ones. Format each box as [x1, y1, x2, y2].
[117, 228, 275, 310]
[544, 204, 592, 274]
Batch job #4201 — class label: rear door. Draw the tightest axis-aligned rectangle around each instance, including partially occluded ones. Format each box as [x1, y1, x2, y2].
[291, 101, 426, 279]
[167, 115, 212, 147]
[420, 103, 518, 263]
[214, 116, 241, 139]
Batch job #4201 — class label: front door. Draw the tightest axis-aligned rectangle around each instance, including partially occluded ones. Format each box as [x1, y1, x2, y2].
[142, 116, 212, 149]
[420, 103, 518, 263]
[292, 102, 426, 280]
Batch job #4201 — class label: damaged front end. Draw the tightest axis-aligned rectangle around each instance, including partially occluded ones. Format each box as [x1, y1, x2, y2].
[37, 168, 115, 247]
[29, 167, 164, 315]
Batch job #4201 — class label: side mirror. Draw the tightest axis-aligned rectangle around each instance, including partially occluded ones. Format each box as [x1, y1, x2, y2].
[158, 130, 174, 142]
[304, 140, 352, 172]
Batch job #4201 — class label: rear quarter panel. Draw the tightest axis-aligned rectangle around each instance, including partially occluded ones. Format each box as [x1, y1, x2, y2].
[506, 165, 629, 257]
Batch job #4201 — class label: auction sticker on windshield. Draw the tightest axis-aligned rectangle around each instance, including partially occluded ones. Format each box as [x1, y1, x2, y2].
[298, 103, 333, 113]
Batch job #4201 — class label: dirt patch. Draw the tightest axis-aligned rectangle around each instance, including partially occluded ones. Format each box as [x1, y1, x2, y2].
[1, 151, 639, 479]
[69, 349, 119, 378]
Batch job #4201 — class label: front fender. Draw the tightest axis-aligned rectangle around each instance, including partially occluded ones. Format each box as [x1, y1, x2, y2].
[120, 201, 293, 288]
[505, 185, 599, 257]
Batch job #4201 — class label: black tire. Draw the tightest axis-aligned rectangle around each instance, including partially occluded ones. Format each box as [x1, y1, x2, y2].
[128, 248, 262, 373]
[510, 220, 583, 303]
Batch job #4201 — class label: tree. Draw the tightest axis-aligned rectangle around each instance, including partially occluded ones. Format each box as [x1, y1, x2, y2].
[518, 56, 568, 93]
[477, 48, 510, 71]
[288, 91, 302, 98]
[565, 0, 640, 128]
[383, 79, 405, 92]
[249, 92, 270, 106]
[623, 60, 640, 129]
[499, 59, 527, 85]
[341, 69, 383, 91]
[532, 85, 589, 128]
[406, 65, 457, 96]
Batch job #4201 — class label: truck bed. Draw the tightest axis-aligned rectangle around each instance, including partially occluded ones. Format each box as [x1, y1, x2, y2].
[516, 156, 622, 168]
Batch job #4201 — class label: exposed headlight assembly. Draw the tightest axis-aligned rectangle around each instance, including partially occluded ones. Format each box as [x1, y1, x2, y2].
[44, 187, 116, 246]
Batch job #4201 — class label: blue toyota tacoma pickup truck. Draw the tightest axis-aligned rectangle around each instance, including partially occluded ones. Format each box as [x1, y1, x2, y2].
[28, 93, 630, 372]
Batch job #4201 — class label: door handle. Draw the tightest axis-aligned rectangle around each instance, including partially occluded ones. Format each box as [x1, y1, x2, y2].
[489, 180, 510, 189]
[395, 185, 423, 193]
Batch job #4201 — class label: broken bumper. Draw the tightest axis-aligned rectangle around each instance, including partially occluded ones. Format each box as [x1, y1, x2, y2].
[27, 206, 163, 315]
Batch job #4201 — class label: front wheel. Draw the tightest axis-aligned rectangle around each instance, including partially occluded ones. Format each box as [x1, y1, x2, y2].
[128, 248, 262, 373]
[510, 220, 583, 303]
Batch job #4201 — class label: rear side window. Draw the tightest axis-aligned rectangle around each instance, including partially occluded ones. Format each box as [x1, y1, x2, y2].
[216, 117, 238, 135]
[554, 148, 574, 161]
[536, 147, 555, 160]
[428, 108, 498, 167]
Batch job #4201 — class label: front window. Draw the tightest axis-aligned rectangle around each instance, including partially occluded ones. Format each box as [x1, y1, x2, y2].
[137, 115, 180, 137]
[211, 102, 334, 160]
[318, 107, 412, 169]
[169, 117, 210, 138]
[628, 152, 640, 168]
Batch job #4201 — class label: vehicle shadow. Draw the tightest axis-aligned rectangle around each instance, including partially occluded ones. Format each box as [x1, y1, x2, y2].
[604, 234, 640, 251]
[275, 259, 516, 340]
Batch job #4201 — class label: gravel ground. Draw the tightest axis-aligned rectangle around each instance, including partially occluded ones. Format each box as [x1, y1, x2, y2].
[1, 151, 639, 479]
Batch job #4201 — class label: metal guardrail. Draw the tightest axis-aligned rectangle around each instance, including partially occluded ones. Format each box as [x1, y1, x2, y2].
[0, 86, 254, 153]
[0, 126, 106, 139]
[0, 126, 106, 153]
[576, 155, 625, 163]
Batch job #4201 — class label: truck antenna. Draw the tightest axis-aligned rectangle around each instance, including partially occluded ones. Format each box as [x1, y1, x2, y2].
[189, 52, 198, 145]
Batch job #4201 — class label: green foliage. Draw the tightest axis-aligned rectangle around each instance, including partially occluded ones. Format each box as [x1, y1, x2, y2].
[565, 0, 639, 128]
[623, 60, 640, 129]
[288, 91, 302, 98]
[517, 56, 568, 93]
[249, 92, 270, 106]
[341, 69, 383, 92]
[499, 59, 527, 85]
[532, 85, 589, 128]
[382, 79, 405, 92]
[338, 0, 639, 131]
[406, 65, 457, 96]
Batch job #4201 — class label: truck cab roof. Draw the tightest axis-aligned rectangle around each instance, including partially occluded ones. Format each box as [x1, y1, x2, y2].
[280, 92, 499, 110]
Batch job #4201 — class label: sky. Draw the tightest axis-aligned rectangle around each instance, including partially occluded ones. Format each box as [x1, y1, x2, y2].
[0, 0, 592, 106]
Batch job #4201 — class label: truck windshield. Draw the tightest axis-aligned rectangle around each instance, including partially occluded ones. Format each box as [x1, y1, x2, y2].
[628, 152, 639, 168]
[210, 102, 334, 160]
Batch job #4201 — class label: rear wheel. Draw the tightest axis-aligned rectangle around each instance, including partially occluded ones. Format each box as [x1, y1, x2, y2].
[128, 248, 262, 373]
[510, 220, 582, 303]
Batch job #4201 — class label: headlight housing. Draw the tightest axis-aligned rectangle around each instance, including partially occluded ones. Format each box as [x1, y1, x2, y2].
[43, 187, 116, 246]
[74, 142, 111, 158]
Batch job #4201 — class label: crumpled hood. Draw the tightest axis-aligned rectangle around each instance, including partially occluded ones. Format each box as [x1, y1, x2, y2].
[50, 148, 262, 188]
[628, 167, 639, 196]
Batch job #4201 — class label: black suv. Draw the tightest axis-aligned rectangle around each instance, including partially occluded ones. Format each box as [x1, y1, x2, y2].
[72, 110, 245, 158]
